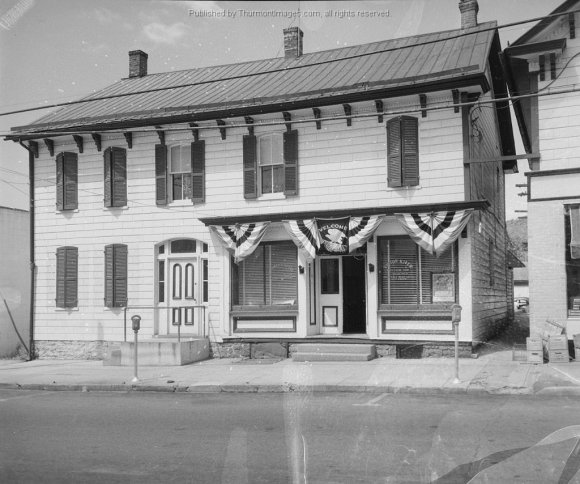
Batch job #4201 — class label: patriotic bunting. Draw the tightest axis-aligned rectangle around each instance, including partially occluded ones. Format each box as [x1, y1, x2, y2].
[210, 222, 270, 263]
[348, 216, 383, 252]
[283, 219, 320, 260]
[395, 210, 472, 257]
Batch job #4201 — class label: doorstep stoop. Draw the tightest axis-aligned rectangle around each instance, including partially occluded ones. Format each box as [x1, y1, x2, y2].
[103, 338, 210, 366]
[292, 343, 377, 362]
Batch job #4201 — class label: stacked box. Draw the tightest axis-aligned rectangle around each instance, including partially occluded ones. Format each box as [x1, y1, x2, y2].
[549, 335, 569, 363]
[526, 337, 544, 364]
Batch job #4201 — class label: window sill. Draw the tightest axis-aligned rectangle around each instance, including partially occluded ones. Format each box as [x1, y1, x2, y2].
[258, 192, 286, 201]
[55, 307, 79, 311]
[168, 199, 193, 207]
[231, 306, 298, 317]
[55, 209, 79, 214]
[102, 206, 129, 211]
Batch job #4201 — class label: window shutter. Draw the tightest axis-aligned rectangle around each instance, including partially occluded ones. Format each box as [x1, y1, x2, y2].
[63, 152, 78, 210]
[387, 118, 402, 188]
[104, 245, 114, 307]
[104, 147, 112, 207]
[283, 130, 298, 196]
[243, 134, 257, 199]
[401, 116, 419, 186]
[56, 246, 77, 308]
[112, 147, 127, 207]
[191, 140, 205, 203]
[56, 153, 64, 210]
[114, 244, 128, 307]
[155, 144, 167, 205]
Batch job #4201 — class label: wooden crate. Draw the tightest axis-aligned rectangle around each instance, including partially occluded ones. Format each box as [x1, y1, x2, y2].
[549, 335, 568, 350]
[549, 348, 570, 363]
[526, 337, 543, 351]
[527, 350, 543, 364]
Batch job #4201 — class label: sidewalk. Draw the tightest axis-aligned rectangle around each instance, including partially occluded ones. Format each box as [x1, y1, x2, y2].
[1, 349, 580, 396]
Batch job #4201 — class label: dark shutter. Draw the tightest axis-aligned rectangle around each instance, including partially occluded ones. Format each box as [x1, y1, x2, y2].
[243, 135, 257, 199]
[63, 152, 78, 210]
[155, 144, 167, 205]
[56, 153, 64, 210]
[401, 116, 419, 186]
[112, 147, 127, 207]
[114, 244, 128, 307]
[104, 245, 114, 307]
[104, 147, 112, 207]
[56, 246, 78, 308]
[387, 118, 402, 188]
[283, 130, 298, 196]
[191, 140, 205, 203]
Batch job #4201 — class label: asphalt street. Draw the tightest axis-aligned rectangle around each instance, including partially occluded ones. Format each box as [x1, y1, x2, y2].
[1, 390, 580, 483]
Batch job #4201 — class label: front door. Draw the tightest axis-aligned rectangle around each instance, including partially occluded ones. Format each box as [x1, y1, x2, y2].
[168, 258, 198, 334]
[342, 256, 366, 334]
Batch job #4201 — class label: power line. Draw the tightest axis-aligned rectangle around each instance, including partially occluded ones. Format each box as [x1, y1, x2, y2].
[1, 8, 579, 120]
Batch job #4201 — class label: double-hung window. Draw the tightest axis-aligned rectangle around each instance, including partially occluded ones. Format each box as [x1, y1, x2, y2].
[104, 244, 128, 308]
[169, 145, 193, 201]
[232, 241, 298, 307]
[104, 147, 127, 207]
[259, 133, 284, 194]
[56, 152, 78, 210]
[387, 116, 419, 188]
[56, 246, 78, 308]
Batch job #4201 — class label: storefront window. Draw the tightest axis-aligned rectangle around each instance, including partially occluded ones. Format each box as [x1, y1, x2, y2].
[233, 241, 297, 307]
[565, 211, 580, 312]
[379, 236, 457, 306]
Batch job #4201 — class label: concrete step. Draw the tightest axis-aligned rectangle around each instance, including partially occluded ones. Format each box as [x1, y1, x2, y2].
[292, 343, 376, 362]
[292, 352, 375, 362]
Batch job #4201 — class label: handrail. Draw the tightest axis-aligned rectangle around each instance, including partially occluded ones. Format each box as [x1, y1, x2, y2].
[123, 305, 207, 342]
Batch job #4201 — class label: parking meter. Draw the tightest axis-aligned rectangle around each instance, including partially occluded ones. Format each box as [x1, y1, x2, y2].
[451, 304, 462, 383]
[451, 304, 462, 325]
[131, 315, 141, 332]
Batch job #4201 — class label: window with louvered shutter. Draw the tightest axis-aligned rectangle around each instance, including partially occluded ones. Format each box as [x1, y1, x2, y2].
[283, 130, 298, 196]
[234, 241, 297, 306]
[56, 246, 78, 308]
[155, 144, 167, 205]
[379, 237, 456, 306]
[104, 244, 128, 308]
[56, 152, 78, 210]
[243, 134, 257, 199]
[104, 147, 127, 207]
[191, 140, 205, 203]
[387, 116, 419, 188]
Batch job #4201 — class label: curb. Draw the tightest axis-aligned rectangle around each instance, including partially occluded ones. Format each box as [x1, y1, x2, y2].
[0, 382, 550, 396]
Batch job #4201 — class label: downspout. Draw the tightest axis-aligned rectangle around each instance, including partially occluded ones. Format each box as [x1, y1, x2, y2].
[19, 140, 36, 360]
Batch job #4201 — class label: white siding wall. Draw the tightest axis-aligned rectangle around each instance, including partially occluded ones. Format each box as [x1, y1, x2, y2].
[33, 96, 466, 342]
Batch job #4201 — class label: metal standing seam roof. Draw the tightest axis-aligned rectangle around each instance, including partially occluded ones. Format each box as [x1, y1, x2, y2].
[11, 22, 498, 136]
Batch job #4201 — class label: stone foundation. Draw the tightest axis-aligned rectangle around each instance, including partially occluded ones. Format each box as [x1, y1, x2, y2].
[34, 340, 114, 360]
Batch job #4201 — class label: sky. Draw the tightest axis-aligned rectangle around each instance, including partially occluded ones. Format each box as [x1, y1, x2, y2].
[0, 0, 565, 216]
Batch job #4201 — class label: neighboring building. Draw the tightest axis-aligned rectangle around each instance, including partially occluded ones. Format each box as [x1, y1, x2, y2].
[6, 0, 516, 359]
[504, 0, 580, 335]
[513, 267, 529, 300]
[0, 206, 30, 358]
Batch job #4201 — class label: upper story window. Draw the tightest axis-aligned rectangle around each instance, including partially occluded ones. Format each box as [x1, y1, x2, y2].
[56, 152, 78, 210]
[104, 147, 127, 207]
[243, 130, 298, 199]
[155, 141, 205, 206]
[387, 116, 419, 188]
[170, 145, 192, 201]
[259, 133, 284, 194]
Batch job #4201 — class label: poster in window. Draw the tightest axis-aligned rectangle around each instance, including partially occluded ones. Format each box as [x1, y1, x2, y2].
[432, 273, 455, 302]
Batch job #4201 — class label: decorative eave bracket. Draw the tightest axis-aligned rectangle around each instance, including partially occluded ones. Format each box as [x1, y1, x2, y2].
[190, 123, 199, 141]
[244, 116, 254, 136]
[73, 135, 83, 153]
[217, 119, 226, 140]
[283, 112, 292, 132]
[29, 140, 39, 158]
[155, 127, 165, 145]
[43, 139, 54, 157]
[123, 132, 132, 149]
[91, 133, 102, 152]
[313, 108, 321, 130]
[419, 94, 427, 118]
[452, 90, 460, 113]
[342, 104, 352, 126]
[375, 100, 384, 123]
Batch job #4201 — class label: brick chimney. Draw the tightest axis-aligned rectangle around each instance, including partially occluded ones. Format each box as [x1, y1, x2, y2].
[129, 50, 148, 78]
[283, 27, 303, 59]
[459, 0, 479, 29]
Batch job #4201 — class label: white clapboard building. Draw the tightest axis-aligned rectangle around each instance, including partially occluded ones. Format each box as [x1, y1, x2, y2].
[7, 0, 517, 361]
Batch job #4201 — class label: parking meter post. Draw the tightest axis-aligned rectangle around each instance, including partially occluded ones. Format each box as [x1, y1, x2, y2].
[131, 315, 141, 383]
[451, 304, 462, 384]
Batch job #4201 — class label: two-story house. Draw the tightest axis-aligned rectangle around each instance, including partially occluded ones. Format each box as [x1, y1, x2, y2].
[7, 0, 516, 361]
[503, 0, 580, 338]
